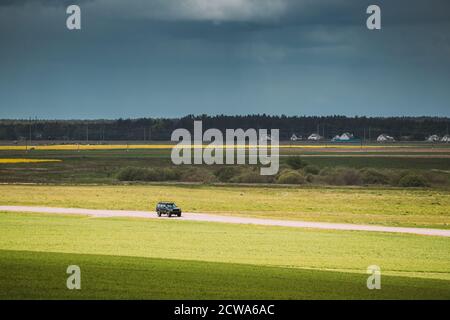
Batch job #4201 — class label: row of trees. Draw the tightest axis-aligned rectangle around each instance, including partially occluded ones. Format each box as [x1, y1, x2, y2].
[0, 115, 449, 141]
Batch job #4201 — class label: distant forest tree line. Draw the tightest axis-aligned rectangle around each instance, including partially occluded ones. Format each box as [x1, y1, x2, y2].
[0, 115, 449, 142]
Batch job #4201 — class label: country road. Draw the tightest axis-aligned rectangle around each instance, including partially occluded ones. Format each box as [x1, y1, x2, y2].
[1, 205, 449, 237]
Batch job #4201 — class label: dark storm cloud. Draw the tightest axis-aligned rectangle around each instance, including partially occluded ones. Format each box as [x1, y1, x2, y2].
[0, 0, 91, 7]
[2, 0, 449, 28]
[0, 0, 449, 118]
[84, 0, 450, 25]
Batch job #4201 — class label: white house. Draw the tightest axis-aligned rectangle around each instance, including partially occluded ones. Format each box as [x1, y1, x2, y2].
[331, 135, 340, 142]
[332, 132, 354, 142]
[427, 135, 440, 142]
[377, 134, 395, 142]
[339, 132, 354, 141]
[307, 133, 323, 141]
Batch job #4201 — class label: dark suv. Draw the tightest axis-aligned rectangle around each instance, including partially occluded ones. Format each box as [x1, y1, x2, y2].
[156, 202, 182, 217]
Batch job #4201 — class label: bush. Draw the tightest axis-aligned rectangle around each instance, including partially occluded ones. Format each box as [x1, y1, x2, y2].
[180, 167, 217, 183]
[158, 168, 180, 181]
[388, 170, 408, 186]
[323, 168, 362, 186]
[214, 167, 241, 182]
[116, 167, 180, 182]
[398, 174, 428, 187]
[339, 168, 363, 185]
[141, 168, 180, 181]
[276, 170, 306, 184]
[304, 165, 320, 175]
[285, 157, 308, 170]
[360, 168, 390, 185]
[423, 171, 447, 185]
[230, 168, 273, 184]
[116, 167, 145, 181]
[319, 167, 335, 176]
[305, 173, 315, 183]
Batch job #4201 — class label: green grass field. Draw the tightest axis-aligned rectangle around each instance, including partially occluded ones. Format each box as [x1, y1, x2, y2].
[0, 145, 449, 299]
[1, 184, 449, 229]
[1, 212, 449, 299]
[0, 147, 449, 184]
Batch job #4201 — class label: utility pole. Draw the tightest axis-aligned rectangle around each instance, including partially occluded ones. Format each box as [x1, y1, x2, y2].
[126, 127, 129, 152]
[446, 122, 450, 143]
[29, 117, 32, 147]
[86, 123, 89, 143]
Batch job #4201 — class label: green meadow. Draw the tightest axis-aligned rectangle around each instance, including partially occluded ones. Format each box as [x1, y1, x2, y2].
[0, 184, 449, 229]
[0, 146, 449, 299]
[0, 212, 449, 299]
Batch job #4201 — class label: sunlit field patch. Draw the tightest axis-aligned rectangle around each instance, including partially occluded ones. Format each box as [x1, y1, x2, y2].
[0, 159, 62, 164]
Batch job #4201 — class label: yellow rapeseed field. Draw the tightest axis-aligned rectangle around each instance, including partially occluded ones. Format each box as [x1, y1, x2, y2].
[0, 159, 62, 164]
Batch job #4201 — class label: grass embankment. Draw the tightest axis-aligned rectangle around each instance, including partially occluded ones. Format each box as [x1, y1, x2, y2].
[0, 185, 448, 229]
[0, 212, 449, 299]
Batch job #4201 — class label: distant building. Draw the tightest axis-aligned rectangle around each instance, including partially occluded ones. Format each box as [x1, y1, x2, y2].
[340, 132, 354, 140]
[307, 133, 323, 141]
[331, 132, 355, 142]
[331, 135, 340, 142]
[377, 134, 395, 142]
[426, 135, 440, 142]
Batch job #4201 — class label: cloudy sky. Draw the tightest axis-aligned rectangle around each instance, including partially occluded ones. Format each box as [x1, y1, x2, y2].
[0, 0, 449, 119]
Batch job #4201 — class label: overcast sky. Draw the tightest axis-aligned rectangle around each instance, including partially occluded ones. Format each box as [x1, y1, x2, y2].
[0, 0, 449, 119]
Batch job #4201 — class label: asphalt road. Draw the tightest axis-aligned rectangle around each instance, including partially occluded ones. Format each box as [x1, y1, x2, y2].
[1, 205, 449, 237]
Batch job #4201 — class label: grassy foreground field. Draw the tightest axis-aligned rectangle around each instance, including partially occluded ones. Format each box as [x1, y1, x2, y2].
[0, 212, 449, 299]
[0, 184, 449, 229]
